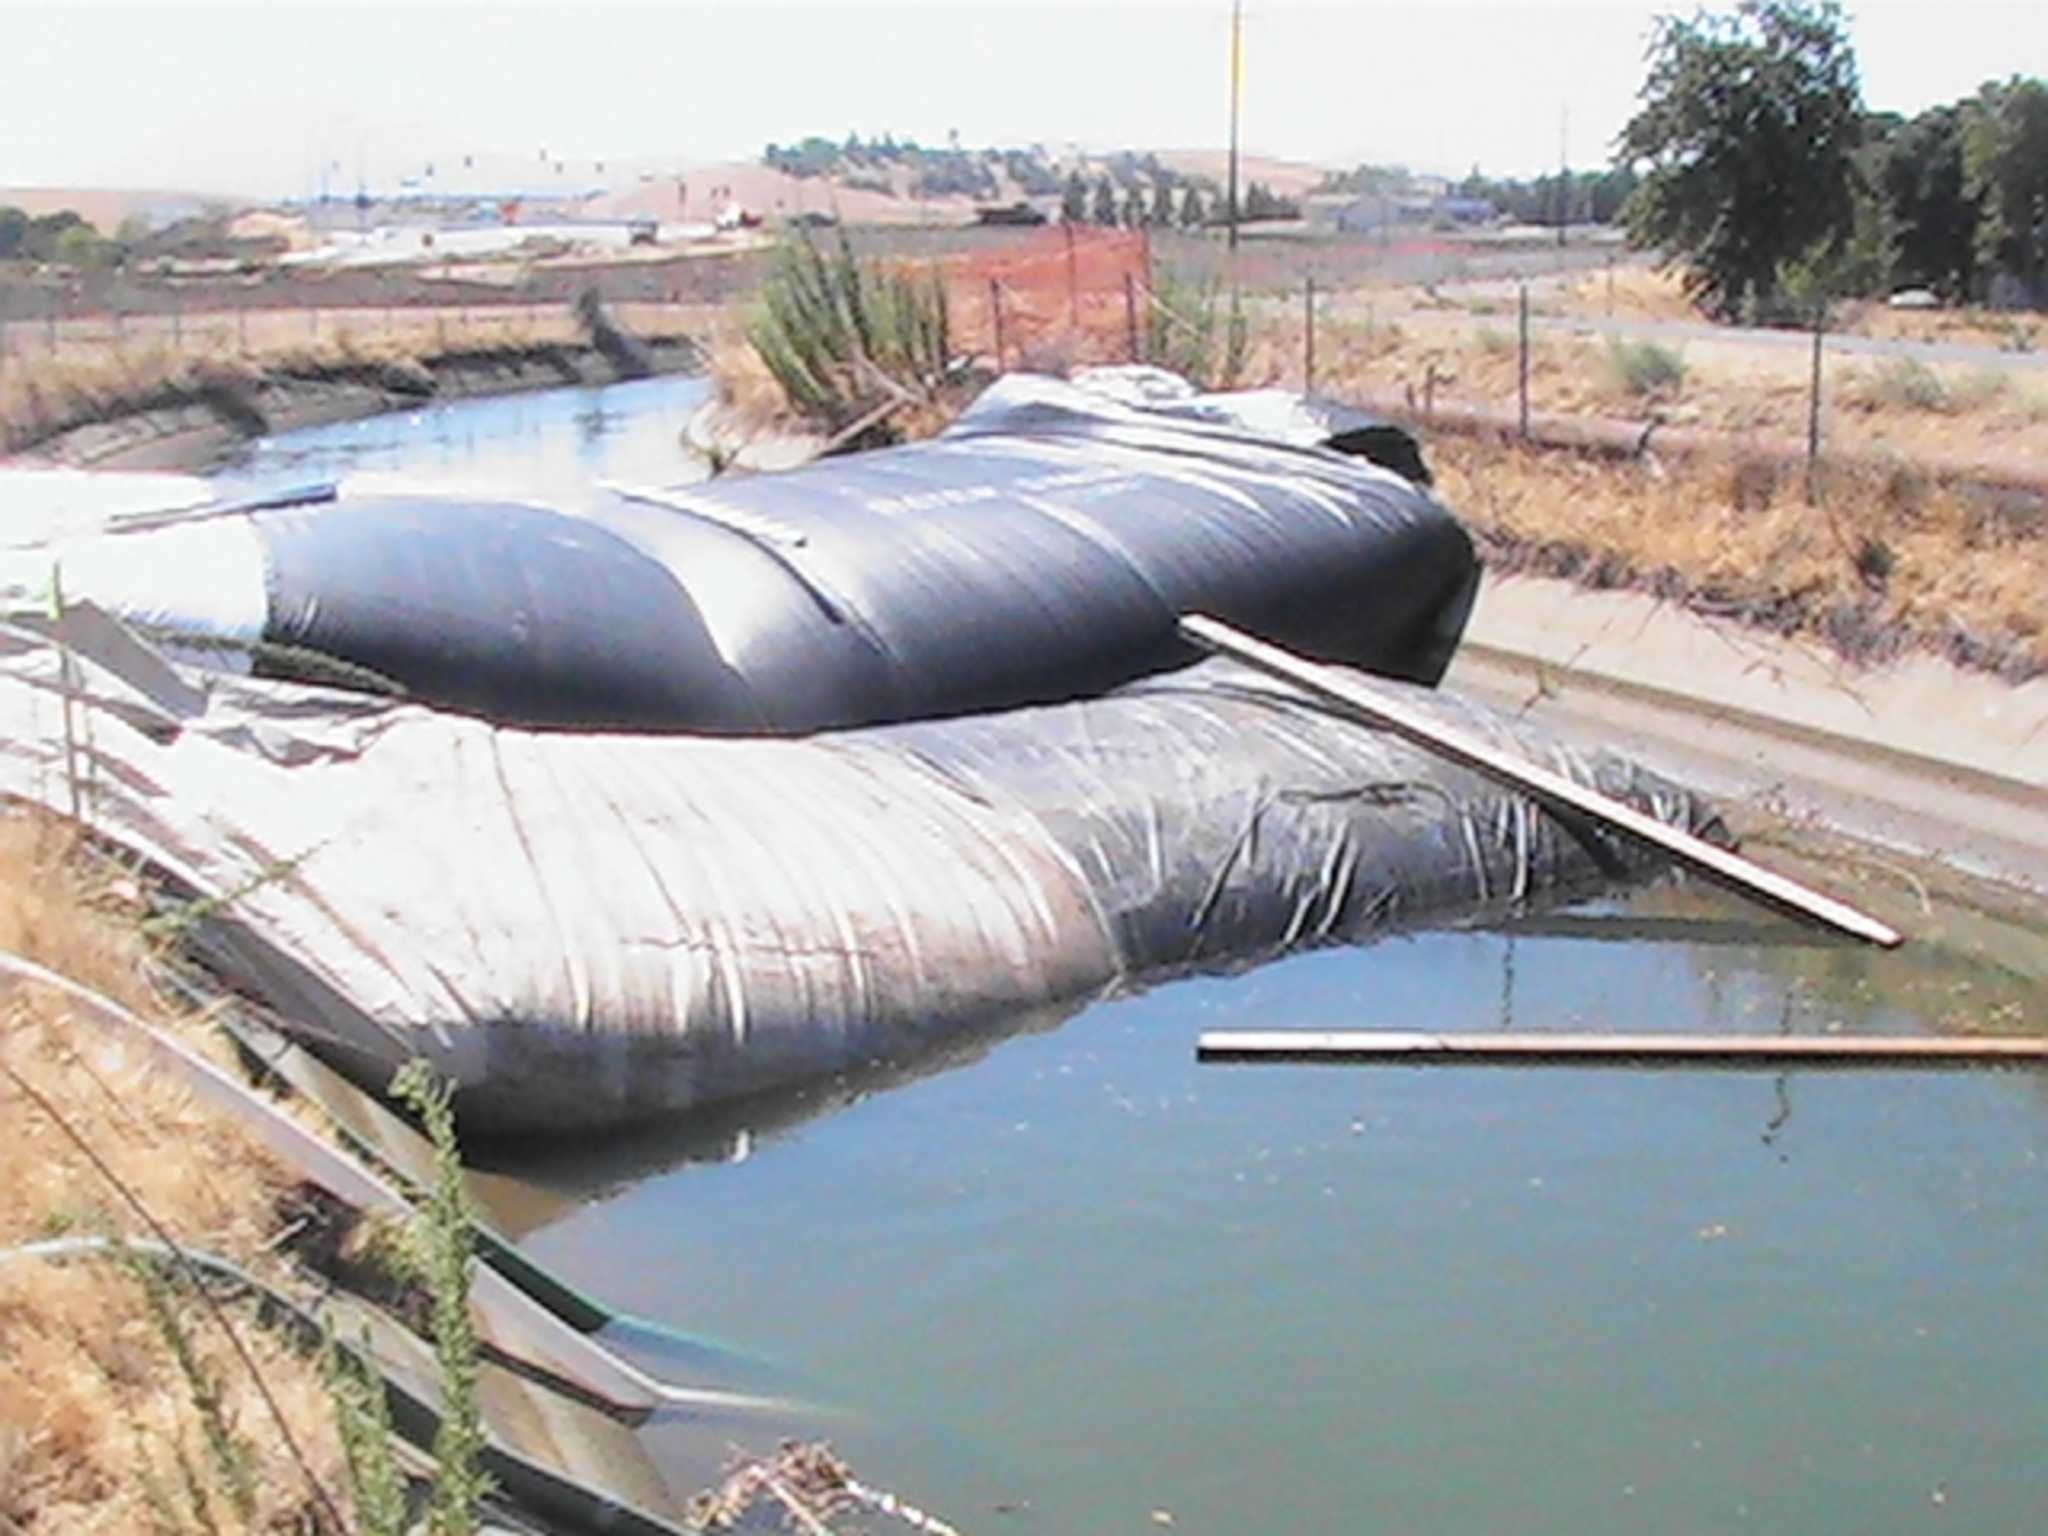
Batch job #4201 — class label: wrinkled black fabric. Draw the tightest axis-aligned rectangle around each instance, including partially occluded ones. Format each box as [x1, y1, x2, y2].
[253, 378, 1477, 733]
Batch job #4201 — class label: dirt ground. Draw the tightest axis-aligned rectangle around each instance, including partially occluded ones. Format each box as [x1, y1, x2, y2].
[1302, 264, 2048, 475]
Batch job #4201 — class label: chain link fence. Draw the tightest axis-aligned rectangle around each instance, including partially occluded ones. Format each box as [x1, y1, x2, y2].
[0, 249, 771, 368]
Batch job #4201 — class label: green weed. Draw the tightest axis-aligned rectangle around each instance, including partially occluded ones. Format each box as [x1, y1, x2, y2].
[389, 1059, 493, 1536]
[749, 229, 954, 437]
[1143, 271, 1249, 389]
[1605, 334, 1687, 396]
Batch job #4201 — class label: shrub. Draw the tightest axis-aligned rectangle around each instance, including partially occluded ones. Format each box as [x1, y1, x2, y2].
[1472, 324, 1517, 358]
[748, 230, 953, 437]
[1605, 334, 1687, 396]
[1860, 356, 1952, 411]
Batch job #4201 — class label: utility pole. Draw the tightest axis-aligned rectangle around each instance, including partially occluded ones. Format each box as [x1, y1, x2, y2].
[1556, 104, 1569, 250]
[1226, 0, 1243, 254]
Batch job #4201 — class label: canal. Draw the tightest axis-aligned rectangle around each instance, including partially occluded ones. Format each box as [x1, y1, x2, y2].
[222, 374, 2048, 1536]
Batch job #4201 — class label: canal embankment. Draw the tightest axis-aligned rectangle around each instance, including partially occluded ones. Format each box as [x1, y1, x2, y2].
[7, 334, 702, 473]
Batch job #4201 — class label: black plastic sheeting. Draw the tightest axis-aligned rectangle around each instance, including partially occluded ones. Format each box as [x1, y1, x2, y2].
[252, 376, 1477, 733]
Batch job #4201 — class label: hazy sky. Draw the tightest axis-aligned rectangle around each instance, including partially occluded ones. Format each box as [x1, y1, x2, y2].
[2, 0, 2041, 196]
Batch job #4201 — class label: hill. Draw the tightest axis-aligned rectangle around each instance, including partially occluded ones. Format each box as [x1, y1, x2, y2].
[0, 187, 231, 233]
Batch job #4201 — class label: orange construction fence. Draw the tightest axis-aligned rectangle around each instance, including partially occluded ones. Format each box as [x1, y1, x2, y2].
[939, 227, 1152, 371]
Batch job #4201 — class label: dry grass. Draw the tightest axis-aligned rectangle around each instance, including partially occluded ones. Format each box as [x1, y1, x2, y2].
[0, 812, 345, 1534]
[1293, 268, 2048, 476]
[1433, 433, 2047, 675]
[1300, 314, 2044, 463]
[706, 322, 797, 430]
[1218, 270, 2048, 676]
[1554, 263, 1706, 323]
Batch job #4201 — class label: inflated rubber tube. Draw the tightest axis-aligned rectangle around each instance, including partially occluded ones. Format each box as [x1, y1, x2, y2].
[58, 376, 1478, 733]
[0, 618, 1721, 1137]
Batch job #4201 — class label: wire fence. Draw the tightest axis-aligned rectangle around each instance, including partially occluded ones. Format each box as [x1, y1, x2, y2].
[0, 250, 766, 368]
[6, 227, 2040, 509]
[0, 300, 707, 366]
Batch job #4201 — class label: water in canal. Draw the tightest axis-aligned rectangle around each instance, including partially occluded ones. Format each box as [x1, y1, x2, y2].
[225, 375, 2048, 1536]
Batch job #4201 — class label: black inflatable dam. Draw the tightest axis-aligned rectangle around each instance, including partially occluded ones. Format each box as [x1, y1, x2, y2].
[33, 376, 1479, 734]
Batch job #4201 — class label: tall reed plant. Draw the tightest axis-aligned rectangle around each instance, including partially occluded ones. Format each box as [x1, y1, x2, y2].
[748, 229, 953, 437]
[1142, 270, 1249, 390]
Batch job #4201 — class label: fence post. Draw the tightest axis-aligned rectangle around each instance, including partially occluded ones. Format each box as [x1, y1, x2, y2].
[1303, 276, 1316, 393]
[989, 278, 1007, 373]
[1517, 282, 1531, 441]
[1064, 222, 1079, 330]
[1124, 271, 1140, 363]
[1804, 305, 1826, 505]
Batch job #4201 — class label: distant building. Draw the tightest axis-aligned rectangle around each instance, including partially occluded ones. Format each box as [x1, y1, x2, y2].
[1304, 187, 1497, 235]
[1434, 196, 1499, 226]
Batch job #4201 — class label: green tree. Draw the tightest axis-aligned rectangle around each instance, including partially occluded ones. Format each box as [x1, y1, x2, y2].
[1150, 180, 1177, 228]
[19, 209, 88, 263]
[1092, 173, 1118, 227]
[1583, 167, 1640, 224]
[1962, 76, 2048, 306]
[54, 225, 110, 270]
[1060, 168, 1089, 224]
[0, 205, 27, 259]
[763, 136, 842, 179]
[1241, 181, 1299, 221]
[1872, 105, 1981, 301]
[1180, 183, 1207, 228]
[1617, 0, 1864, 321]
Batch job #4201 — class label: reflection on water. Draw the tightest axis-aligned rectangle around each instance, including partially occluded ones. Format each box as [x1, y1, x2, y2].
[507, 876, 2048, 1536]
[471, 1003, 1092, 1222]
[1761, 1072, 1797, 1155]
[233, 377, 2048, 1536]
[502, 870, 2048, 1536]
[213, 373, 713, 508]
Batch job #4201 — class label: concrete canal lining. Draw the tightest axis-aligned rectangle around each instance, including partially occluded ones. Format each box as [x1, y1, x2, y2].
[1450, 569, 2048, 900]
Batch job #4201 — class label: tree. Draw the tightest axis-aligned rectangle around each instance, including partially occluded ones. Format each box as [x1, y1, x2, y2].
[19, 209, 90, 263]
[1092, 173, 1118, 227]
[1180, 183, 1207, 229]
[54, 224, 111, 271]
[1060, 169, 1089, 224]
[1617, 0, 1864, 321]
[1873, 105, 1981, 301]
[1962, 76, 2048, 306]
[1241, 181, 1300, 222]
[1151, 180, 1177, 228]
[1583, 167, 1640, 225]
